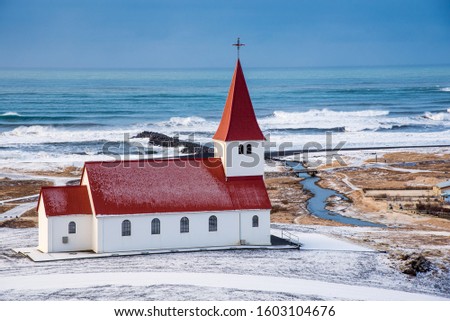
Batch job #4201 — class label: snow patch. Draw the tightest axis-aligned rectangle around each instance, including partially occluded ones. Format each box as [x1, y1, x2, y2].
[272, 228, 374, 252]
[0, 272, 445, 301]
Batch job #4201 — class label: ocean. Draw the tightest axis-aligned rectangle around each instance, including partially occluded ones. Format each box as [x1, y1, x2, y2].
[1, 65, 450, 170]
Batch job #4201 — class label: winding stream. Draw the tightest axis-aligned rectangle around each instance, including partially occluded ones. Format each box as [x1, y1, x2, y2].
[288, 162, 384, 227]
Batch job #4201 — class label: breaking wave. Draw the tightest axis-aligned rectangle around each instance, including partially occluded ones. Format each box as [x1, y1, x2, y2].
[258, 109, 391, 132]
[423, 111, 450, 121]
[440, 87, 450, 92]
[0, 125, 130, 145]
[1, 111, 21, 117]
[158, 116, 208, 127]
[2, 108, 450, 146]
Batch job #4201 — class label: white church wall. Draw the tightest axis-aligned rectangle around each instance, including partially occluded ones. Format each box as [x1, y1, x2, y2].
[37, 198, 49, 253]
[92, 215, 103, 253]
[239, 209, 271, 245]
[97, 211, 241, 253]
[214, 140, 265, 177]
[48, 215, 93, 252]
[80, 170, 96, 215]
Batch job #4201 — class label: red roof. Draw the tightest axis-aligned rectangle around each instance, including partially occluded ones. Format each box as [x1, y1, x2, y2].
[213, 59, 265, 141]
[39, 186, 92, 216]
[82, 157, 271, 215]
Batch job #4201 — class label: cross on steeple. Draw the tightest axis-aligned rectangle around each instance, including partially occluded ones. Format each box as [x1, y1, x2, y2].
[232, 37, 245, 59]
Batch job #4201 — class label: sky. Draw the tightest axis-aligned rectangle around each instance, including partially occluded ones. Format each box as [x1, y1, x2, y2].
[0, 0, 449, 68]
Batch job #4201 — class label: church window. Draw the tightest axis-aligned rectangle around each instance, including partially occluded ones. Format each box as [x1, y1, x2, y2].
[180, 217, 189, 233]
[252, 215, 259, 227]
[68, 221, 76, 234]
[122, 220, 131, 236]
[151, 218, 160, 235]
[209, 215, 217, 232]
[238, 144, 244, 154]
[246, 144, 252, 154]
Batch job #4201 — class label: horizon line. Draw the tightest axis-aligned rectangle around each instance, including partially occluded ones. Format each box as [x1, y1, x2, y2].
[1, 63, 450, 71]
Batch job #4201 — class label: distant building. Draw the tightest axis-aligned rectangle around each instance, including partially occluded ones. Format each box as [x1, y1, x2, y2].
[433, 180, 450, 201]
[443, 193, 450, 204]
[37, 59, 272, 253]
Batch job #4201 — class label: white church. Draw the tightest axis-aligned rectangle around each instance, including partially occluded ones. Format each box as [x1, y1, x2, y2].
[37, 58, 272, 253]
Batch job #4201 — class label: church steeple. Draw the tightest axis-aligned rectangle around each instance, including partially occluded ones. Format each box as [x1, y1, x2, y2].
[213, 59, 265, 142]
[213, 57, 265, 178]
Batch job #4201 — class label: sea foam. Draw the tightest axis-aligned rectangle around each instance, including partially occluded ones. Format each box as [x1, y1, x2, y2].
[1, 111, 21, 117]
[161, 116, 207, 127]
[113, 108, 450, 136]
[3, 107, 449, 147]
[423, 111, 450, 121]
[0, 125, 130, 145]
[258, 109, 391, 132]
[440, 87, 450, 92]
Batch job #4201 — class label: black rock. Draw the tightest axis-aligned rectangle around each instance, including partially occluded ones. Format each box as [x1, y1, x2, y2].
[400, 254, 432, 276]
[132, 131, 213, 156]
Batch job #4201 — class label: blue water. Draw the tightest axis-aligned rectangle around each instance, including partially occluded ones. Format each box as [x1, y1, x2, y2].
[288, 162, 384, 227]
[1, 65, 450, 165]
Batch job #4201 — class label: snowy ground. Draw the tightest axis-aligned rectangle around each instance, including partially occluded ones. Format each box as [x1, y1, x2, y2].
[271, 228, 374, 252]
[1, 272, 442, 301]
[284, 146, 450, 169]
[1, 203, 35, 222]
[1, 225, 449, 301]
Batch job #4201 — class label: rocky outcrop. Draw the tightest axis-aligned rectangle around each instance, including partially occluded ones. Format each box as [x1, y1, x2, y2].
[132, 131, 213, 155]
[398, 253, 432, 276]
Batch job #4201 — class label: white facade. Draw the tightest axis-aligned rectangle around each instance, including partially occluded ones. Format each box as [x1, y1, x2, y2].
[38, 198, 93, 253]
[37, 200, 49, 253]
[81, 171, 96, 215]
[239, 210, 271, 245]
[98, 209, 270, 253]
[214, 140, 265, 177]
[39, 208, 270, 253]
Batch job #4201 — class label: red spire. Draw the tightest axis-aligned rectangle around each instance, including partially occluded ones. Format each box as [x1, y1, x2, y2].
[213, 59, 265, 141]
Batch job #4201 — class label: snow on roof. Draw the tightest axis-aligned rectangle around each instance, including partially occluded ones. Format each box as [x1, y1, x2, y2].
[213, 59, 265, 141]
[436, 180, 450, 189]
[83, 157, 271, 215]
[39, 186, 92, 216]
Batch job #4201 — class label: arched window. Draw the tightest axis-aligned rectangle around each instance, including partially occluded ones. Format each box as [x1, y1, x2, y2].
[122, 220, 131, 236]
[238, 144, 244, 154]
[68, 221, 76, 234]
[151, 218, 160, 235]
[180, 217, 189, 233]
[252, 215, 259, 227]
[209, 215, 217, 232]
[246, 144, 252, 154]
